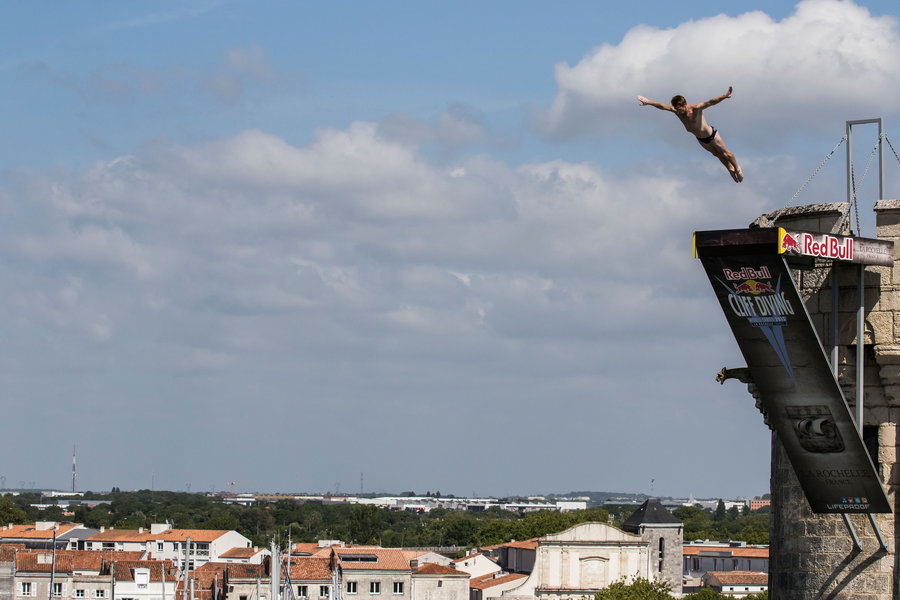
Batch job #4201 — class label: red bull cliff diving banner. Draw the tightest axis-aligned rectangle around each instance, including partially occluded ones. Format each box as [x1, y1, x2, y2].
[693, 228, 893, 514]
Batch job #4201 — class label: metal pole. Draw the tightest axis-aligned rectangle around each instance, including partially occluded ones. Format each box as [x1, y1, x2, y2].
[847, 121, 853, 206]
[183, 538, 191, 600]
[49, 530, 56, 600]
[857, 264, 864, 431]
[843, 117, 890, 554]
[831, 265, 839, 375]
[842, 514, 862, 551]
[878, 119, 885, 201]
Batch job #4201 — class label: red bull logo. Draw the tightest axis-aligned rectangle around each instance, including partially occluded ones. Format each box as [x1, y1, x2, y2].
[733, 279, 774, 295]
[781, 233, 800, 251]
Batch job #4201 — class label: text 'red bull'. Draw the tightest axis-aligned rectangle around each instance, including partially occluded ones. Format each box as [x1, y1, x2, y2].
[802, 233, 853, 260]
[723, 266, 771, 281]
[783, 232, 854, 261]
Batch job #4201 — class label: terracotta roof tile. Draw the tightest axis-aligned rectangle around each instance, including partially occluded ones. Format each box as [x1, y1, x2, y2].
[0, 524, 80, 539]
[73, 551, 145, 570]
[469, 573, 527, 590]
[219, 547, 262, 559]
[503, 539, 538, 550]
[16, 550, 147, 573]
[333, 548, 410, 571]
[707, 571, 769, 586]
[289, 557, 332, 581]
[88, 530, 153, 542]
[226, 564, 266, 579]
[17, 553, 75, 573]
[112, 560, 176, 582]
[413, 564, 467, 576]
[290, 543, 323, 556]
[191, 562, 229, 588]
[189, 562, 264, 584]
[156, 529, 230, 543]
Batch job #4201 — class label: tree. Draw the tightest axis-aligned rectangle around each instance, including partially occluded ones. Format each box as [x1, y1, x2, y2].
[0, 497, 27, 524]
[683, 588, 727, 600]
[349, 505, 382, 544]
[713, 500, 727, 522]
[594, 578, 673, 600]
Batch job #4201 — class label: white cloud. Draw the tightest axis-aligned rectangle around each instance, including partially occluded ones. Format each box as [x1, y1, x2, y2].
[0, 120, 770, 493]
[535, 0, 900, 143]
[1, 123, 768, 365]
[377, 103, 500, 157]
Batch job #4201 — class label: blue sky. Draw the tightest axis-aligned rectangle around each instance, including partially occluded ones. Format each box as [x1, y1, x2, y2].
[2, 0, 900, 500]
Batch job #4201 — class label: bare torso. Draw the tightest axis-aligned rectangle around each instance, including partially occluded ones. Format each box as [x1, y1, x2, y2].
[675, 106, 713, 138]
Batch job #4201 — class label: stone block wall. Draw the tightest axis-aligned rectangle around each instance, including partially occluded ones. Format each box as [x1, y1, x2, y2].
[766, 201, 900, 599]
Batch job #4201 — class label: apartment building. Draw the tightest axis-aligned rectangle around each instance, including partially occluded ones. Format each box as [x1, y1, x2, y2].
[287, 557, 333, 600]
[0, 524, 83, 550]
[86, 525, 252, 570]
[332, 548, 411, 600]
[409, 564, 467, 600]
[12, 550, 175, 600]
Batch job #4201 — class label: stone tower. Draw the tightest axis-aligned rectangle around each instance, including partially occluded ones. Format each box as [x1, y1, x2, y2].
[621, 498, 683, 595]
[752, 201, 900, 599]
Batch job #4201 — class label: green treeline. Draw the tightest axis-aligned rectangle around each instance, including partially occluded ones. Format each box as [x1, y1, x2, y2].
[673, 503, 770, 545]
[1, 492, 769, 549]
[594, 578, 768, 600]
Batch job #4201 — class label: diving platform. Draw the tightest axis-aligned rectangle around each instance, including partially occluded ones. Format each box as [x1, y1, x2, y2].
[694, 226, 893, 514]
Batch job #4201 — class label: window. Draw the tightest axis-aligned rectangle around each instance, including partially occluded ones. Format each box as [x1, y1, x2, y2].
[392, 583, 403, 595]
[658, 538, 665, 573]
[341, 555, 377, 563]
[437, 581, 442, 588]
[346, 582, 357, 595]
[158, 543, 164, 552]
[135, 569, 150, 590]
[76, 591, 86, 599]
[240, 596, 248, 600]
[52, 583, 64, 597]
[369, 583, 380, 594]
[95, 590, 106, 598]
[319, 586, 329, 598]
[297, 587, 308, 598]
[19, 582, 34, 597]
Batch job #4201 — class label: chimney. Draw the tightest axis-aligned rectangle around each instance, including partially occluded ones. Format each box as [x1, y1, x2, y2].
[100, 526, 105, 533]
[139, 527, 144, 533]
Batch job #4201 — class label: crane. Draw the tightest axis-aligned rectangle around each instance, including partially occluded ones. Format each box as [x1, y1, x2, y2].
[229, 481, 249, 494]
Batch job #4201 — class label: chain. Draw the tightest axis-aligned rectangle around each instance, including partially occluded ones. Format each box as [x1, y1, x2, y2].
[854, 136, 881, 195]
[885, 133, 900, 167]
[785, 136, 846, 211]
[850, 165, 860, 235]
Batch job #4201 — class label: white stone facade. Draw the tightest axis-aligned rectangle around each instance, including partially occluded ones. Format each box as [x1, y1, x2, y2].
[500, 523, 651, 600]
